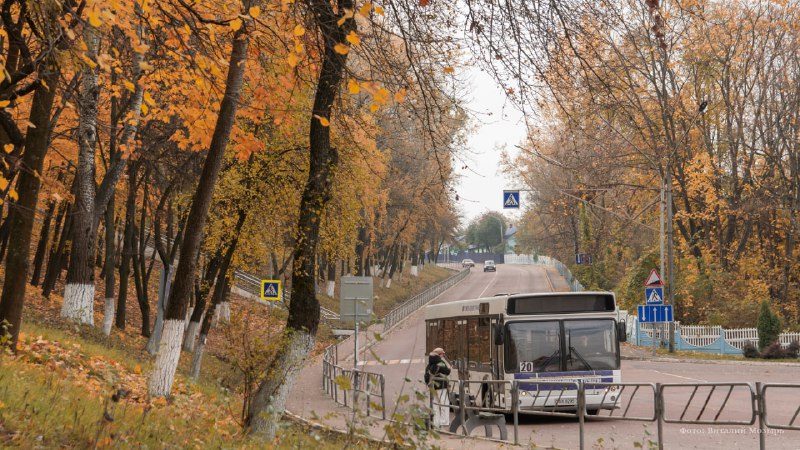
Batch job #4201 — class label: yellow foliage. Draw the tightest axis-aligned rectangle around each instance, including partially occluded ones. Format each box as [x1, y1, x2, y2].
[346, 31, 361, 46]
[348, 79, 360, 94]
[334, 43, 349, 55]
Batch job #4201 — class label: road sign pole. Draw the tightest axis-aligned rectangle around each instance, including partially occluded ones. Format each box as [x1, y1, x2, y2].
[354, 319, 359, 369]
[652, 322, 657, 356]
[667, 169, 675, 353]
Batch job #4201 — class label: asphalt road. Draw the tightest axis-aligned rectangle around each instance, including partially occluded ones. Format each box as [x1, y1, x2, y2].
[349, 263, 800, 449]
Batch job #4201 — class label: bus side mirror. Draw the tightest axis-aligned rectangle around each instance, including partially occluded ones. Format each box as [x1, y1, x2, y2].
[494, 324, 504, 345]
[617, 321, 627, 342]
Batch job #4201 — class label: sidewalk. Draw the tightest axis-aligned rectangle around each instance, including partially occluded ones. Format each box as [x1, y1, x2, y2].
[621, 341, 800, 366]
[285, 314, 508, 449]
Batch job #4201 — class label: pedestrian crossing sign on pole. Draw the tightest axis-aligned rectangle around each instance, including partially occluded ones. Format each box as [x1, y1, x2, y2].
[261, 280, 281, 301]
[503, 190, 520, 209]
[645, 286, 664, 305]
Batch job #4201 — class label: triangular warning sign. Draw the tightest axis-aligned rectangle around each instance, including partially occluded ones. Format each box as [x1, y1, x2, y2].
[504, 194, 519, 206]
[264, 284, 278, 297]
[644, 269, 664, 287]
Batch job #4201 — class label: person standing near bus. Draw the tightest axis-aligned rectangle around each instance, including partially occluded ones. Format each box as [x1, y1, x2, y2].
[425, 347, 451, 427]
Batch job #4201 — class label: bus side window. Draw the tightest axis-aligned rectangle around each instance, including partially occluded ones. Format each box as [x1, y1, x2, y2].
[443, 319, 457, 362]
[427, 320, 439, 354]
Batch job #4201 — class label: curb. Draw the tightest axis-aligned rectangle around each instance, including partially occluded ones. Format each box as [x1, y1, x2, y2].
[622, 355, 800, 367]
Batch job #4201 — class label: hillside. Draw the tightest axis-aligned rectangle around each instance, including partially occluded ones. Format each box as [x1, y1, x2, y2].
[0, 264, 452, 448]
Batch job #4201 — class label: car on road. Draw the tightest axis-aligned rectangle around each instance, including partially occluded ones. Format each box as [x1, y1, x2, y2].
[461, 259, 475, 268]
[484, 260, 496, 272]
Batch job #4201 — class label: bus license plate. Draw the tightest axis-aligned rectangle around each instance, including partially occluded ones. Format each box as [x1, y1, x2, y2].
[555, 398, 576, 405]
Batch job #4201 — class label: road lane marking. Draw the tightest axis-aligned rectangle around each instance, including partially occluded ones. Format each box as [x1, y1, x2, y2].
[357, 358, 424, 366]
[651, 369, 706, 382]
[477, 270, 498, 298]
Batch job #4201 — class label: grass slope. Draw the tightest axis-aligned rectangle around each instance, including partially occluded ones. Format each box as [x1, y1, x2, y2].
[0, 264, 456, 448]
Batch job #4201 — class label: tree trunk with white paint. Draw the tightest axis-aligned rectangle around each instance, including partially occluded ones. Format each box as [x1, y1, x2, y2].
[326, 258, 336, 296]
[326, 280, 335, 297]
[410, 244, 419, 276]
[190, 243, 237, 378]
[219, 300, 230, 323]
[246, 331, 315, 436]
[147, 319, 185, 397]
[116, 163, 136, 331]
[189, 337, 206, 380]
[102, 197, 116, 336]
[148, 18, 250, 397]
[244, 0, 351, 435]
[62, 26, 100, 325]
[102, 297, 115, 336]
[147, 265, 174, 355]
[183, 318, 201, 353]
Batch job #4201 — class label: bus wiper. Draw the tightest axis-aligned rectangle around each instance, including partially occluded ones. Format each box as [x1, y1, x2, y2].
[536, 349, 560, 370]
[569, 346, 593, 370]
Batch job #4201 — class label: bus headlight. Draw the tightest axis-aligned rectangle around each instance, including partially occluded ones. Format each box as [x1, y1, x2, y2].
[520, 391, 528, 397]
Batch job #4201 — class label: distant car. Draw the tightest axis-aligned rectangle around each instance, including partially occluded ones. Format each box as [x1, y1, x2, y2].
[461, 259, 475, 268]
[484, 260, 496, 272]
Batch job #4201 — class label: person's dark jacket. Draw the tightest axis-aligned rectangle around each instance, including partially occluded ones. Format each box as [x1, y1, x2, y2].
[425, 354, 451, 390]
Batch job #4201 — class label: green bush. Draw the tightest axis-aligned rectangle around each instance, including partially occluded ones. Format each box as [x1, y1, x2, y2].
[760, 341, 786, 359]
[757, 301, 781, 351]
[742, 342, 759, 358]
[786, 341, 800, 359]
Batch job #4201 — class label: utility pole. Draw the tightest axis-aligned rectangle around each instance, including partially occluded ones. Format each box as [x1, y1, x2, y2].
[658, 176, 665, 356]
[667, 166, 675, 352]
[666, 100, 707, 353]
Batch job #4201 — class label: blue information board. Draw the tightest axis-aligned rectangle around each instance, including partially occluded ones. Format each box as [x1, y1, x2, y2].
[638, 305, 673, 323]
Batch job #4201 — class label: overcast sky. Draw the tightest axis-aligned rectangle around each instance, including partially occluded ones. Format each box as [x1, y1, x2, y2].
[455, 68, 527, 227]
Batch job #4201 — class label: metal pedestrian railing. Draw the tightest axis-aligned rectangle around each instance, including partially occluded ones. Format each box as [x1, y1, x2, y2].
[322, 343, 386, 419]
[382, 268, 469, 331]
[505, 254, 585, 291]
[421, 378, 800, 450]
[320, 267, 469, 418]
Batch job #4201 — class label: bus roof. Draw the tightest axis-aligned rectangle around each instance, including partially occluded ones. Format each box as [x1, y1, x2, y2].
[425, 291, 617, 320]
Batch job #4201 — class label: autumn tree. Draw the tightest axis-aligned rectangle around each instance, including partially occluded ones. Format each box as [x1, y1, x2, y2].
[0, 0, 84, 349]
[148, 0, 257, 397]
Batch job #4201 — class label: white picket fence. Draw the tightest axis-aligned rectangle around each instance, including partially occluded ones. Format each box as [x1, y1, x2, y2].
[625, 315, 800, 351]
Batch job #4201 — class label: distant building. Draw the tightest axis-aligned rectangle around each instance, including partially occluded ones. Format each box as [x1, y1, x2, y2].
[504, 224, 517, 254]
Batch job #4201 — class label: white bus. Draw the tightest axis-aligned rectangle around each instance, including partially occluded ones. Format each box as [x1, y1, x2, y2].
[425, 291, 626, 414]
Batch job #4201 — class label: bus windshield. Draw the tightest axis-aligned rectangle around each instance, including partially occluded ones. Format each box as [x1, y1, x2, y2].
[506, 319, 619, 373]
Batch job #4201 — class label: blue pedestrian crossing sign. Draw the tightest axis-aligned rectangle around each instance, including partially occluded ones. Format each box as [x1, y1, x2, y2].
[261, 280, 281, 301]
[645, 286, 664, 305]
[638, 305, 673, 323]
[503, 190, 520, 209]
